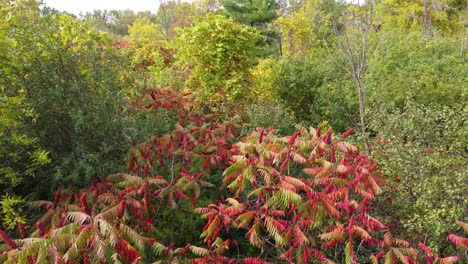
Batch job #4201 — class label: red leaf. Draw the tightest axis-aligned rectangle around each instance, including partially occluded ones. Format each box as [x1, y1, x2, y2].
[418, 242, 435, 257]
[279, 156, 289, 173]
[53, 188, 61, 204]
[341, 127, 355, 139]
[244, 258, 269, 264]
[179, 243, 191, 256]
[118, 200, 126, 219]
[329, 146, 336, 163]
[448, 234, 468, 248]
[37, 221, 46, 237]
[0, 229, 17, 249]
[18, 222, 27, 238]
[288, 131, 301, 146]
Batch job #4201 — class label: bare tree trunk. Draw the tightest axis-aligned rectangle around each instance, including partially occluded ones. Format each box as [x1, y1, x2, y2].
[423, 0, 431, 42]
[331, 4, 378, 154]
[461, 6, 467, 57]
[355, 77, 370, 153]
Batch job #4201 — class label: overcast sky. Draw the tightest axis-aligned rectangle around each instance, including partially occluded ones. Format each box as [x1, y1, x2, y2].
[42, 0, 161, 15]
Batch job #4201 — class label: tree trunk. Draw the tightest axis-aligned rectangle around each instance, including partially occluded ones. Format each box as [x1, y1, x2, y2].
[423, 0, 431, 42]
[355, 76, 370, 154]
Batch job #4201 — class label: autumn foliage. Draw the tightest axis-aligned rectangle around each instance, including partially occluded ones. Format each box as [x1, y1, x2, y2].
[0, 87, 465, 263]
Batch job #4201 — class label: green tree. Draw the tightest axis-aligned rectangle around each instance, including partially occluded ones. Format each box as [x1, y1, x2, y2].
[370, 102, 467, 253]
[0, 0, 51, 189]
[365, 31, 467, 252]
[275, 0, 341, 57]
[367, 32, 466, 110]
[81, 9, 156, 37]
[153, 1, 198, 41]
[175, 14, 261, 114]
[220, 0, 278, 27]
[1, 1, 137, 196]
[127, 16, 160, 41]
[377, 0, 465, 37]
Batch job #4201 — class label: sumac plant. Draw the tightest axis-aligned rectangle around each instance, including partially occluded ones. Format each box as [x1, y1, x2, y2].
[0, 87, 463, 263]
[194, 127, 462, 263]
[0, 87, 238, 263]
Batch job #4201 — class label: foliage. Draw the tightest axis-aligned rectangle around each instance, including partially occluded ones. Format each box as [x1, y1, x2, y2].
[448, 221, 468, 252]
[153, 1, 198, 41]
[241, 103, 297, 136]
[127, 17, 160, 41]
[0, 105, 464, 263]
[197, 126, 416, 262]
[220, 0, 281, 57]
[0, 3, 138, 195]
[220, 0, 278, 26]
[81, 9, 150, 37]
[275, 0, 340, 57]
[0, 194, 26, 231]
[0, 0, 467, 262]
[277, 56, 358, 132]
[249, 58, 282, 103]
[175, 14, 261, 114]
[369, 102, 467, 252]
[0, 93, 50, 191]
[0, 0, 51, 199]
[367, 32, 466, 110]
[0, 86, 465, 263]
[0, 86, 238, 263]
[377, 0, 465, 36]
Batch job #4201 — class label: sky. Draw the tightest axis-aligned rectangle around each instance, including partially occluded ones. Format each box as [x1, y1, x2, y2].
[42, 0, 160, 15]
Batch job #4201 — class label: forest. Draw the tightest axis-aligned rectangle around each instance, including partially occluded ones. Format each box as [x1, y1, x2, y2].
[0, 0, 466, 263]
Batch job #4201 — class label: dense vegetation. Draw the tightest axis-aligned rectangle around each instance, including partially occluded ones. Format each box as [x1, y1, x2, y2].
[0, 0, 466, 263]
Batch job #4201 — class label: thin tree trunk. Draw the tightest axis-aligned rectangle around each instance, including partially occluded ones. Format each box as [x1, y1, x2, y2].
[423, 0, 431, 42]
[355, 76, 370, 154]
[461, 12, 466, 57]
[170, 208, 176, 242]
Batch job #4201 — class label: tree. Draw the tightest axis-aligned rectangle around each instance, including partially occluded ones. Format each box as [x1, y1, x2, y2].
[220, 0, 278, 27]
[127, 16, 160, 41]
[176, 14, 261, 114]
[377, 0, 465, 38]
[81, 9, 156, 37]
[369, 102, 467, 253]
[275, 0, 340, 57]
[153, 1, 198, 41]
[0, 1, 139, 197]
[366, 32, 466, 110]
[331, 4, 382, 153]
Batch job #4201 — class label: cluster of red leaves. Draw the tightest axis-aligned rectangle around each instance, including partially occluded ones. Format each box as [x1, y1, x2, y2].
[1, 87, 465, 263]
[195, 127, 463, 263]
[0, 87, 238, 263]
[0, 230, 16, 250]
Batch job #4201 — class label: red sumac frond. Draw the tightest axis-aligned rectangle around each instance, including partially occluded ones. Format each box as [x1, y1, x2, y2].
[448, 234, 468, 248]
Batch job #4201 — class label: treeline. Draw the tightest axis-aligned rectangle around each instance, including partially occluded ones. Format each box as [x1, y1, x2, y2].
[0, 0, 466, 262]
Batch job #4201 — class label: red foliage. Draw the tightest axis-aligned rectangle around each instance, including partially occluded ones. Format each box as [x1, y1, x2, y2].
[0, 229, 17, 249]
[83, 255, 90, 264]
[18, 223, 27, 239]
[116, 239, 141, 262]
[448, 234, 468, 248]
[118, 200, 126, 219]
[197, 127, 428, 262]
[2, 86, 463, 263]
[244, 258, 270, 264]
[36, 221, 45, 237]
[53, 188, 61, 204]
[341, 127, 355, 139]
